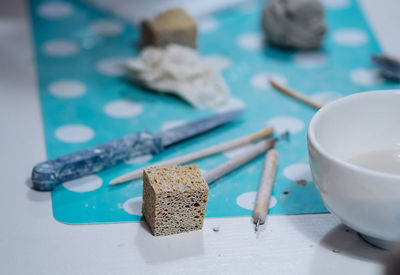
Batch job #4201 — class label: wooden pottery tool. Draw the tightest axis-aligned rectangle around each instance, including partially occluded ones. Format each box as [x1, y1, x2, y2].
[31, 109, 243, 191]
[269, 79, 323, 109]
[110, 126, 274, 185]
[253, 148, 279, 232]
[203, 132, 288, 184]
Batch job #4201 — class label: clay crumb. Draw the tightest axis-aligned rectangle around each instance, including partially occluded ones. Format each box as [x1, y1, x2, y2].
[296, 179, 307, 186]
[280, 190, 290, 199]
[213, 226, 220, 232]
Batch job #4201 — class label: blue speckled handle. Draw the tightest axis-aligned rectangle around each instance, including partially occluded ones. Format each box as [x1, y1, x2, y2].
[31, 131, 162, 191]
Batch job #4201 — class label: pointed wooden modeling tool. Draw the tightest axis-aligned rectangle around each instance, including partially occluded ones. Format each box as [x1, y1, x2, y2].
[31, 109, 243, 191]
[269, 79, 324, 109]
[109, 126, 274, 185]
[253, 148, 279, 232]
[203, 131, 288, 184]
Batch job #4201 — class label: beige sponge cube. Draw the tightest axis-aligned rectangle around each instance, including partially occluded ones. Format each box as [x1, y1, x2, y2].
[142, 165, 209, 236]
[140, 8, 197, 49]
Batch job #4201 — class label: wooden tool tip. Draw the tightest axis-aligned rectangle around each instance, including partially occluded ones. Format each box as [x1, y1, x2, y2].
[109, 178, 123, 185]
[252, 126, 274, 141]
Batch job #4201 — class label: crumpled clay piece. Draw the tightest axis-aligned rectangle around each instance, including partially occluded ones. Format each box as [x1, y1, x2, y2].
[262, 0, 326, 49]
[125, 44, 230, 109]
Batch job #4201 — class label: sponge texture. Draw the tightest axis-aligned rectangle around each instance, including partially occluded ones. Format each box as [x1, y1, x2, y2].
[142, 165, 209, 236]
[140, 8, 197, 49]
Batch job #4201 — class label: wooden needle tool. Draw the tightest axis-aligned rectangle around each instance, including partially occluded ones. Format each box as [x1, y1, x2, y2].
[109, 126, 274, 185]
[203, 131, 288, 184]
[253, 147, 279, 232]
[269, 79, 324, 109]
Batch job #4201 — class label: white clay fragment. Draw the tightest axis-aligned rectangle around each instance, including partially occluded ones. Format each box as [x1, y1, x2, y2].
[125, 44, 231, 109]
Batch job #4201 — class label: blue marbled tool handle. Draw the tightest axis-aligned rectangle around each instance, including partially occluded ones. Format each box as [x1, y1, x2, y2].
[31, 131, 162, 191]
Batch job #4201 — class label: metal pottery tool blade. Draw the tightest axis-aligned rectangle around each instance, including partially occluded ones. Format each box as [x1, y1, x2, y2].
[158, 109, 243, 147]
[31, 109, 243, 191]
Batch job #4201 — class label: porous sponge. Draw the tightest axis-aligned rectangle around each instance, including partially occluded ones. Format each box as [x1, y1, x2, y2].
[142, 165, 209, 236]
[140, 8, 197, 49]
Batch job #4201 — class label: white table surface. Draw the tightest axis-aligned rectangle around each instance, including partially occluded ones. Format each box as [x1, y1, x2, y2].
[0, 0, 398, 274]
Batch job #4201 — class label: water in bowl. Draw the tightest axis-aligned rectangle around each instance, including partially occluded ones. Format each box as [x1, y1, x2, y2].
[347, 148, 400, 175]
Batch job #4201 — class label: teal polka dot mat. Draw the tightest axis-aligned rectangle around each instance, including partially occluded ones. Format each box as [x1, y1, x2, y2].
[29, 0, 400, 223]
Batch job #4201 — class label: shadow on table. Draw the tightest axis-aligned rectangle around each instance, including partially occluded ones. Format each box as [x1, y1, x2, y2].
[307, 223, 391, 275]
[283, 212, 389, 261]
[134, 221, 205, 264]
[318, 223, 389, 262]
[25, 178, 51, 202]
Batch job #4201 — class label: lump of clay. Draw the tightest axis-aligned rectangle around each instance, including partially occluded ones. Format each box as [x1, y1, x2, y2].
[262, 0, 326, 49]
[142, 165, 209, 236]
[125, 44, 230, 109]
[140, 8, 197, 49]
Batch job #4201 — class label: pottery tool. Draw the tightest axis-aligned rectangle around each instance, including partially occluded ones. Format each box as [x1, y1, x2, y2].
[31, 109, 243, 191]
[253, 148, 279, 232]
[372, 55, 400, 81]
[109, 126, 274, 185]
[203, 132, 287, 184]
[269, 79, 323, 109]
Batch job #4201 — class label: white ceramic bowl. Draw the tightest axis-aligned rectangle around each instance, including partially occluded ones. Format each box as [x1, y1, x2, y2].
[308, 90, 400, 248]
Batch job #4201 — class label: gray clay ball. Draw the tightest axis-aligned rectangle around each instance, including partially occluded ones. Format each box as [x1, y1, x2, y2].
[262, 0, 326, 49]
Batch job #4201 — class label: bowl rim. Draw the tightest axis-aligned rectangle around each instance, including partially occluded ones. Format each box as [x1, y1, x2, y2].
[308, 89, 400, 180]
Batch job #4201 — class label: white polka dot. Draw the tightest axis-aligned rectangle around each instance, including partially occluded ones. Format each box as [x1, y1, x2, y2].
[55, 124, 94, 143]
[37, 1, 73, 19]
[283, 163, 313, 182]
[42, 40, 78, 57]
[198, 17, 219, 33]
[213, 97, 245, 113]
[294, 52, 327, 68]
[270, 196, 277, 208]
[223, 143, 258, 159]
[267, 116, 305, 134]
[49, 80, 86, 98]
[350, 68, 383, 86]
[237, 33, 264, 50]
[199, 169, 207, 176]
[236, 191, 277, 210]
[322, 0, 350, 9]
[333, 28, 368, 47]
[161, 120, 187, 131]
[251, 72, 287, 90]
[96, 58, 126, 76]
[311, 91, 343, 104]
[125, 154, 153, 164]
[90, 19, 123, 36]
[203, 55, 231, 71]
[63, 175, 102, 192]
[123, 197, 142, 215]
[104, 99, 143, 118]
[235, 1, 256, 12]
